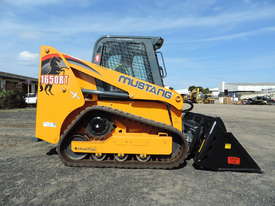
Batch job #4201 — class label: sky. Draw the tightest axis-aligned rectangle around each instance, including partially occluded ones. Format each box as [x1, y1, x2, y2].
[0, 0, 275, 89]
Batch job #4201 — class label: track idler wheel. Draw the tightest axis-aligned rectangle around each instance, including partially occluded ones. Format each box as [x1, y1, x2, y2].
[64, 134, 89, 160]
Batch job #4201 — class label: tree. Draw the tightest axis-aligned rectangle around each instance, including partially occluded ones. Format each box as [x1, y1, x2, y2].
[188, 85, 196, 92]
[188, 86, 203, 92]
[202, 88, 211, 94]
[188, 86, 212, 94]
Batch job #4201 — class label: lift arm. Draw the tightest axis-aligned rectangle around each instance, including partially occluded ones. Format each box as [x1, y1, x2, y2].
[40, 46, 183, 110]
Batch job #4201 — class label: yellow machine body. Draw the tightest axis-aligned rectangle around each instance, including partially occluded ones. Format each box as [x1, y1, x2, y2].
[36, 46, 183, 156]
[35, 36, 262, 172]
[35, 38, 261, 172]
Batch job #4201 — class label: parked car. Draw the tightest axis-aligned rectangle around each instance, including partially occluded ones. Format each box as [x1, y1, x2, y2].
[24, 93, 37, 105]
[243, 96, 275, 105]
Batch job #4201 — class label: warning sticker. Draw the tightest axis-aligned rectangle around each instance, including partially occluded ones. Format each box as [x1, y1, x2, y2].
[43, 122, 57, 128]
[227, 156, 240, 165]
[225, 143, 232, 149]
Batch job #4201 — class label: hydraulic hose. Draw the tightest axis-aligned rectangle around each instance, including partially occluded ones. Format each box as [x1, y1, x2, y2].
[183, 100, 194, 113]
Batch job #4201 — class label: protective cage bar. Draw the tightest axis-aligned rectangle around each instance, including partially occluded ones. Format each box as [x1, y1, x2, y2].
[101, 41, 154, 83]
[183, 112, 262, 173]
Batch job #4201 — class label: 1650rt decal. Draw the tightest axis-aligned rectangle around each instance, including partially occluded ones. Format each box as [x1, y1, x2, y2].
[40, 55, 68, 95]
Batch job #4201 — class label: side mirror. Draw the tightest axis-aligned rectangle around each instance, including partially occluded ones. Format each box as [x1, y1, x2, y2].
[156, 52, 167, 78]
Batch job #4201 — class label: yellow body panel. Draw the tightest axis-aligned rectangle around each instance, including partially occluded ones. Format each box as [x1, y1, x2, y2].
[170, 106, 183, 130]
[35, 47, 85, 144]
[74, 70, 97, 91]
[97, 101, 171, 126]
[71, 133, 172, 155]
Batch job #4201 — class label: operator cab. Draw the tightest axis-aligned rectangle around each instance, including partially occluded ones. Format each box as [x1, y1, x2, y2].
[92, 35, 167, 91]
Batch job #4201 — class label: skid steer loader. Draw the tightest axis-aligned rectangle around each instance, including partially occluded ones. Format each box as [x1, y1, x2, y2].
[36, 35, 261, 172]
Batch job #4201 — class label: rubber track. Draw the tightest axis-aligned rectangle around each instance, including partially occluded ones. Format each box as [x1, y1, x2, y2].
[57, 106, 189, 169]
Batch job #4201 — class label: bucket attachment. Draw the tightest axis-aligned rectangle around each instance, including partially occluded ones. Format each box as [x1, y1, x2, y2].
[183, 112, 262, 173]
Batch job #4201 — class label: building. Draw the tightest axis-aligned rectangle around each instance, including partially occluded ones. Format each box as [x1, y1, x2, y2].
[219, 81, 275, 102]
[220, 81, 275, 93]
[209, 88, 219, 97]
[176, 88, 189, 95]
[0, 71, 38, 94]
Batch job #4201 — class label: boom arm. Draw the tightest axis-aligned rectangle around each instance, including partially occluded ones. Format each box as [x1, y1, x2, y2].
[41, 46, 184, 110]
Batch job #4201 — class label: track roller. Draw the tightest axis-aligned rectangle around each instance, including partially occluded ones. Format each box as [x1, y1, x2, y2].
[114, 154, 128, 162]
[91, 153, 106, 161]
[136, 154, 151, 162]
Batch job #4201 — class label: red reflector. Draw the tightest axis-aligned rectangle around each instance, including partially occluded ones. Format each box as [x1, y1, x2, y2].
[95, 54, 100, 63]
[227, 156, 240, 165]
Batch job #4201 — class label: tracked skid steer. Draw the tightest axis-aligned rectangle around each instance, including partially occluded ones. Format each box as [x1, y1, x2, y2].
[36, 36, 261, 172]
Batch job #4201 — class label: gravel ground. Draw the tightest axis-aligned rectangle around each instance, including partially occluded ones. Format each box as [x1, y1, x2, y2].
[0, 105, 275, 206]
